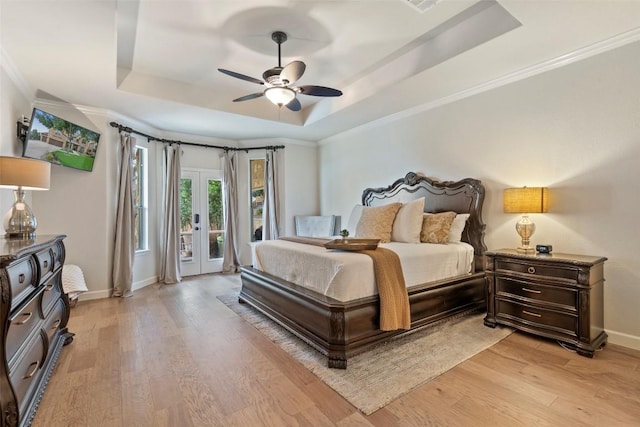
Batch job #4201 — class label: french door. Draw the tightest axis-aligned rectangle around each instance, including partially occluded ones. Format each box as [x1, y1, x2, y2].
[180, 169, 224, 276]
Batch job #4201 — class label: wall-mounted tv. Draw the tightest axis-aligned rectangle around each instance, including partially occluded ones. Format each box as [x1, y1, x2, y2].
[22, 108, 100, 172]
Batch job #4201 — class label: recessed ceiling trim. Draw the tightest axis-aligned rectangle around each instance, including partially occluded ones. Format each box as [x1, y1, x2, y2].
[401, 0, 442, 14]
[325, 25, 640, 143]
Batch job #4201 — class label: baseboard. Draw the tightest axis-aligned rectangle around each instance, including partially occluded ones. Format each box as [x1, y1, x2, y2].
[133, 276, 158, 291]
[606, 329, 640, 351]
[76, 276, 158, 302]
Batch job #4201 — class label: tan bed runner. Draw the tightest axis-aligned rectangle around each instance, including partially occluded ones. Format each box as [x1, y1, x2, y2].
[279, 237, 411, 330]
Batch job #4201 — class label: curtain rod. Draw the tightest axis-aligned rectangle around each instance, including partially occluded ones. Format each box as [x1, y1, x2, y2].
[109, 121, 285, 152]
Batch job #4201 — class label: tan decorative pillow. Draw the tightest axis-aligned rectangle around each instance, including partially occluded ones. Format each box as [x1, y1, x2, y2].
[421, 212, 457, 244]
[355, 203, 402, 243]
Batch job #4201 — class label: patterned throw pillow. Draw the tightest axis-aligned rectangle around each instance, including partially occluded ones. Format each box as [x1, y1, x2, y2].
[421, 212, 457, 244]
[355, 203, 402, 243]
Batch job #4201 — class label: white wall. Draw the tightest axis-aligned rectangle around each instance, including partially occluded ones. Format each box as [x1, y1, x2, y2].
[319, 40, 640, 350]
[0, 49, 33, 214]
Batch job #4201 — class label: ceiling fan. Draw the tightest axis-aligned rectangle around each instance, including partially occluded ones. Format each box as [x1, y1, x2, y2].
[218, 31, 343, 111]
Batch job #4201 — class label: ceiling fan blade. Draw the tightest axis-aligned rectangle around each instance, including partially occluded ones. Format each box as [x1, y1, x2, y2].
[285, 98, 302, 112]
[233, 92, 264, 102]
[280, 61, 306, 85]
[297, 85, 343, 97]
[218, 68, 264, 85]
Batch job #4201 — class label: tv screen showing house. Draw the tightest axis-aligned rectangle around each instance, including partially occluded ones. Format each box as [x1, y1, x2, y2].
[22, 108, 100, 172]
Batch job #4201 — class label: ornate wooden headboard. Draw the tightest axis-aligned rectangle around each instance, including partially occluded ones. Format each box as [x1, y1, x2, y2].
[361, 172, 487, 272]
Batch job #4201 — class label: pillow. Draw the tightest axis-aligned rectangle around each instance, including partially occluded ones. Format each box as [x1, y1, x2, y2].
[421, 212, 457, 244]
[355, 203, 402, 243]
[346, 204, 363, 236]
[391, 197, 425, 243]
[448, 213, 470, 243]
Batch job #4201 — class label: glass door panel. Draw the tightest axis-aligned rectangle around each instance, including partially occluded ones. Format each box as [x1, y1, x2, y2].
[180, 169, 224, 276]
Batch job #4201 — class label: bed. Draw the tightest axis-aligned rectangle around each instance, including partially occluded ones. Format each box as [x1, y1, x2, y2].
[239, 172, 487, 368]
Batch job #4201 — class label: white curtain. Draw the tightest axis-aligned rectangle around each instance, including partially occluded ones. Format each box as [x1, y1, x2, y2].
[159, 144, 182, 284]
[112, 134, 136, 297]
[221, 150, 241, 273]
[262, 149, 280, 240]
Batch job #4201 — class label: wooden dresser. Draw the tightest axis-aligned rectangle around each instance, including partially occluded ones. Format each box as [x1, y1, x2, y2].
[484, 249, 607, 357]
[0, 235, 73, 426]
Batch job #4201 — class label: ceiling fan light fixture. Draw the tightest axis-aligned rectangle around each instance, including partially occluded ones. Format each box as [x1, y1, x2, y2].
[264, 87, 296, 107]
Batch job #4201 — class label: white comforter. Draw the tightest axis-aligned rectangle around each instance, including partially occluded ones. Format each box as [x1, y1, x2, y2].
[253, 240, 474, 302]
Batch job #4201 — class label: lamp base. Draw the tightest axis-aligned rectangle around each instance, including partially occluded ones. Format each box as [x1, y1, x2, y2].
[515, 215, 536, 254]
[5, 231, 36, 240]
[516, 246, 535, 254]
[3, 189, 38, 240]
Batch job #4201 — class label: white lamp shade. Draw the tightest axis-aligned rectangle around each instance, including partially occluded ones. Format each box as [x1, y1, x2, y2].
[264, 87, 296, 106]
[0, 156, 51, 190]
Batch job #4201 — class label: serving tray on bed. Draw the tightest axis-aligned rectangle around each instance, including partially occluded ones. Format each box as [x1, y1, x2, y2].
[324, 238, 380, 251]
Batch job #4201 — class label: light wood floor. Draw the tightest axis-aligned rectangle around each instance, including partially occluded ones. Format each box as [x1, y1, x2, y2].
[34, 273, 640, 426]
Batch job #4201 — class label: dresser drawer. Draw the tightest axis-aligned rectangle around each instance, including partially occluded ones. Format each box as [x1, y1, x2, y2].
[6, 289, 44, 363]
[496, 278, 577, 310]
[496, 259, 579, 282]
[51, 240, 65, 270]
[35, 249, 55, 281]
[40, 275, 63, 317]
[43, 299, 65, 346]
[9, 331, 46, 414]
[6, 257, 38, 309]
[496, 300, 578, 336]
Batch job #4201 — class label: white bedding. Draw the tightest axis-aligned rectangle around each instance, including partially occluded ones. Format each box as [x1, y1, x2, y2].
[254, 240, 474, 302]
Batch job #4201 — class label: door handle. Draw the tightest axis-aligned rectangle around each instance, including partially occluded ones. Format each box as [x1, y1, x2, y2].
[194, 213, 200, 224]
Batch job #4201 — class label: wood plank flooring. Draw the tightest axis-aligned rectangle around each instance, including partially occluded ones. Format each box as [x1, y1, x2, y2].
[33, 273, 640, 426]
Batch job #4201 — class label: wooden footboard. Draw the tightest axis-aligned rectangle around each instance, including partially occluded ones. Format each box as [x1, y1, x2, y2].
[239, 266, 486, 368]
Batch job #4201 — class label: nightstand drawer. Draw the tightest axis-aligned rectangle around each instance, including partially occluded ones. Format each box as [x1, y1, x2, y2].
[496, 278, 577, 309]
[496, 259, 578, 282]
[496, 300, 577, 335]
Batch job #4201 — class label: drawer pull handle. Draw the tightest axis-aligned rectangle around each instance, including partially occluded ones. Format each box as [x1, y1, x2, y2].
[522, 287, 541, 294]
[18, 273, 25, 284]
[51, 319, 61, 330]
[43, 260, 49, 269]
[16, 312, 32, 325]
[24, 361, 39, 379]
[522, 310, 542, 318]
[527, 266, 536, 274]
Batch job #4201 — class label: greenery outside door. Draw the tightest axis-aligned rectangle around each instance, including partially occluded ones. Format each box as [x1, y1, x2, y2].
[180, 169, 224, 276]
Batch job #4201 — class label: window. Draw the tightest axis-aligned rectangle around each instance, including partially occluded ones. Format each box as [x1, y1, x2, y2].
[133, 146, 148, 251]
[250, 158, 265, 241]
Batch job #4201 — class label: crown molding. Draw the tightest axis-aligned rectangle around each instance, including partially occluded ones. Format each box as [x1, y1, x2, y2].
[0, 47, 34, 101]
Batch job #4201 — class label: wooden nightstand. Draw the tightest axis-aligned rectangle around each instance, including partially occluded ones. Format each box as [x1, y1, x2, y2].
[484, 249, 607, 357]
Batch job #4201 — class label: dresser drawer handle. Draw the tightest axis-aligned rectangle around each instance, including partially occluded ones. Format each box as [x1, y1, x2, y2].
[16, 312, 33, 325]
[43, 260, 49, 269]
[24, 361, 39, 379]
[522, 287, 541, 294]
[522, 310, 542, 318]
[51, 319, 61, 330]
[527, 266, 536, 274]
[18, 273, 25, 284]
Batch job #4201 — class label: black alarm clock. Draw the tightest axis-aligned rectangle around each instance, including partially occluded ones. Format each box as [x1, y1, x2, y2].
[536, 244, 553, 254]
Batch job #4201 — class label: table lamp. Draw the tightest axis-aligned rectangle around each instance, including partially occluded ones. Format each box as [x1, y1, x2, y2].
[0, 156, 51, 239]
[503, 187, 548, 253]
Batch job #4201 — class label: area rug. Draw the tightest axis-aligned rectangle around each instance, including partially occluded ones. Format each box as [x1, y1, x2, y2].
[218, 294, 512, 415]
